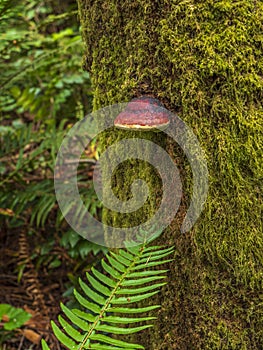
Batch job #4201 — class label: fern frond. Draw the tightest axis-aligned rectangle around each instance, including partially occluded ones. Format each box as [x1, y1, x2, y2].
[43, 240, 174, 349]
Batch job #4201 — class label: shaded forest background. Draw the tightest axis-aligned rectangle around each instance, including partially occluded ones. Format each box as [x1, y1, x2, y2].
[0, 1, 107, 349]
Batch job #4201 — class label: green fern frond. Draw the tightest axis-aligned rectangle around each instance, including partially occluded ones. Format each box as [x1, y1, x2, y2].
[43, 240, 174, 349]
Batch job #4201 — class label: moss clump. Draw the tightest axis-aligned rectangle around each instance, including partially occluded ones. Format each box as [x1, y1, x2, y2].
[77, 0, 263, 348]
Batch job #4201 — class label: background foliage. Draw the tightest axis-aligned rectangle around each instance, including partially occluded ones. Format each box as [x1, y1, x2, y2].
[0, 0, 100, 254]
[0, 1, 106, 348]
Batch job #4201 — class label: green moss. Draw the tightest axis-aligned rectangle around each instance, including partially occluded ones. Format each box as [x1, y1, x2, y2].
[98, 128, 167, 246]
[77, 0, 262, 348]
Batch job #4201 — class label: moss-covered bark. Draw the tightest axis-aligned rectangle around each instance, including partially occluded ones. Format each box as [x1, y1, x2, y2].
[99, 127, 168, 246]
[77, 0, 263, 348]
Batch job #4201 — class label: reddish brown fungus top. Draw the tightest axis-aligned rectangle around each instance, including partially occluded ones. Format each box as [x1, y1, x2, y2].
[114, 96, 170, 131]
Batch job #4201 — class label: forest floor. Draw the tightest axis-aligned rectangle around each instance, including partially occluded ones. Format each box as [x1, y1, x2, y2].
[0, 224, 82, 350]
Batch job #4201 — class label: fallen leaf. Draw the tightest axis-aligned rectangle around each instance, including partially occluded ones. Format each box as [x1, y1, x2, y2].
[22, 329, 41, 344]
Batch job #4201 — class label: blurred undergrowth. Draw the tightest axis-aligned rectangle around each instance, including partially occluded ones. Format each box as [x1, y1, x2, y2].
[0, 0, 106, 283]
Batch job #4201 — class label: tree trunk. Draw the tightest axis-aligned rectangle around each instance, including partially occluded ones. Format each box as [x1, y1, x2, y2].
[77, 1, 262, 349]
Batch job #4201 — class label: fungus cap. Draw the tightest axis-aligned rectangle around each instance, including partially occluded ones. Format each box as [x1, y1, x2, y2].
[114, 96, 170, 131]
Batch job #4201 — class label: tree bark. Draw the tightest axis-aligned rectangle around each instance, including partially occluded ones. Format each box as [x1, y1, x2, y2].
[77, 1, 263, 349]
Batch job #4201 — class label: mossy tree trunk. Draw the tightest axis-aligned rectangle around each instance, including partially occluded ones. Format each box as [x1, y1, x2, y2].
[77, 1, 263, 349]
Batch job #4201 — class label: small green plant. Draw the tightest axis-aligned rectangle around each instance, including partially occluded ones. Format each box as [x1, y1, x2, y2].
[0, 304, 32, 344]
[42, 231, 174, 349]
[0, 304, 31, 331]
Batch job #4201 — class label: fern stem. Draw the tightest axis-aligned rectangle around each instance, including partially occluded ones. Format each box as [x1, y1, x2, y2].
[79, 245, 146, 349]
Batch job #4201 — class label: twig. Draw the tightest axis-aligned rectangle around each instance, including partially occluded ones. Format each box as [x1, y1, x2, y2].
[17, 334, 25, 350]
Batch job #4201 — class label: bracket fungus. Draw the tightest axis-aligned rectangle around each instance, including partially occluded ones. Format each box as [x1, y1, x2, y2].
[114, 96, 170, 131]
